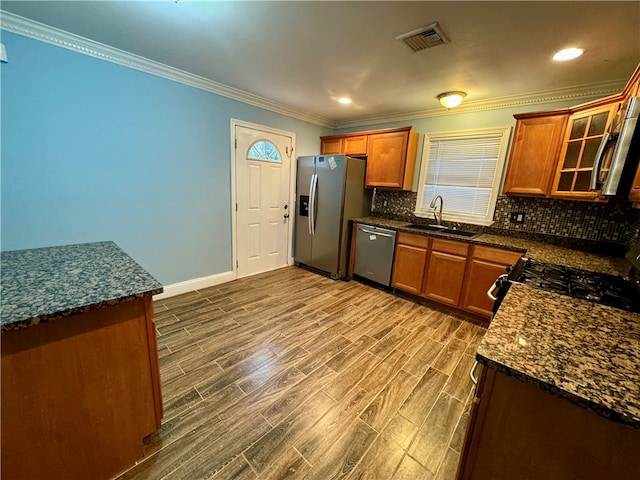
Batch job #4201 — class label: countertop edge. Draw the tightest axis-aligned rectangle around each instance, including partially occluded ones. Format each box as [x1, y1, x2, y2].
[1, 287, 163, 333]
[353, 217, 527, 253]
[475, 354, 640, 429]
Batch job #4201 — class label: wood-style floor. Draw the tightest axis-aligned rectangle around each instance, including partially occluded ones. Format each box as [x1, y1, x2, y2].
[116, 266, 486, 480]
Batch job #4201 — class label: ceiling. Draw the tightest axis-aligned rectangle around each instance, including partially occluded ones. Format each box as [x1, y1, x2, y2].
[2, 1, 639, 127]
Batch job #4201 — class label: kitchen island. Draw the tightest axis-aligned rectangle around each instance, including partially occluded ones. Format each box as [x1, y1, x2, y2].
[457, 283, 640, 480]
[1, 241, 164, 480]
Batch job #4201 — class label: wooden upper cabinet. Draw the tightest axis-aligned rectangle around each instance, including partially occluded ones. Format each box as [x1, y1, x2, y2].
[320, 127, 419, 191]
[320, 134, 367, 156]
[503, 113, 568, 197]
[503, 63, 640, 202]
[366, 129, 419, 189]
[550, 103, 619, 201]
[344, 135, 368, 156]
[321, 137, 343, 155]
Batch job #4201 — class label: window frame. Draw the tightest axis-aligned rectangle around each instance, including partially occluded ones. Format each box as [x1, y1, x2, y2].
[247, 139, 282, 163]
[414, 126, 512, 226]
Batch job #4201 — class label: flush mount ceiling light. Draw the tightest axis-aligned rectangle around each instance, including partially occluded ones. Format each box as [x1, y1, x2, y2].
[437, 91, 466, 109]
[553, 47, 584, 61]
[338, 97, 352, 105]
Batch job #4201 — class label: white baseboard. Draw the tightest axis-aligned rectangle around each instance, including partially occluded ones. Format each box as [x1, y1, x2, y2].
[154, 271, 236, 300]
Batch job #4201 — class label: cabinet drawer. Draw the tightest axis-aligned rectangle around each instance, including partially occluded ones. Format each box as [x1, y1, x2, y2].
[397, 232, 429, 249]
[431, 238, 469, 256]
[473, 245, 523, 265]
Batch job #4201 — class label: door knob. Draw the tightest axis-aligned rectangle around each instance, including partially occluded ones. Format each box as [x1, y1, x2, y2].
[284, 213, 290, 220]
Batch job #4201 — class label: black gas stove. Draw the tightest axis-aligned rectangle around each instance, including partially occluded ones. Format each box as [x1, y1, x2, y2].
[508, 258, 640, 313]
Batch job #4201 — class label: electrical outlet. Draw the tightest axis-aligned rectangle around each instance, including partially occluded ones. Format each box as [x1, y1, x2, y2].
[510, 212, 525, 223]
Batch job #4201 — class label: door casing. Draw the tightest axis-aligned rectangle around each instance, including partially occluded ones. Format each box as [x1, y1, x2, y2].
[230, 119, 297, 279]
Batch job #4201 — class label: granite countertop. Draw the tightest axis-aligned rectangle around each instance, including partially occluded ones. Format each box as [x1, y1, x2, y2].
[478, 283, 640, 428]
[352, 216, 630, 276]
[1, 241, 163, 332]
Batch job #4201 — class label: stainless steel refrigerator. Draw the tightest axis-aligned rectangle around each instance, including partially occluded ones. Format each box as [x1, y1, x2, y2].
[294, 155, 371, 279]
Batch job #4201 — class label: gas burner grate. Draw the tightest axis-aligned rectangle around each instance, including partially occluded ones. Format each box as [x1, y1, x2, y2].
[514, 259, 640, 313]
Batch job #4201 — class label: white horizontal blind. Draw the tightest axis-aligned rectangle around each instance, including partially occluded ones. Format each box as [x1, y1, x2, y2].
[417, 128, 510, 225]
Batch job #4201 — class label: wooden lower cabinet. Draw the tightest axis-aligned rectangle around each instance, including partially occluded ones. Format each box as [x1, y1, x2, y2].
[457, 367, 640, 480]
[461, 245, 523, 320]
[1, 296, 163, 480]
[391, 232, 429, 294]
[390, 235, 523, 320]
[422, 246, 468, 306]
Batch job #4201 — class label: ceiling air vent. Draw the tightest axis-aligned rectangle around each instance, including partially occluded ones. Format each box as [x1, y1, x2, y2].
[396, 23, 449, 53]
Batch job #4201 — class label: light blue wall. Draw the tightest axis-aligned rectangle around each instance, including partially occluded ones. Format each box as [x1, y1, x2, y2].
[1, 32, 331, 285]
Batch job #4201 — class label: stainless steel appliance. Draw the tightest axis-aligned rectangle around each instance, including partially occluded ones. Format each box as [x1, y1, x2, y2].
[353, 224, 397, 286]
[490, 253, 640, 314]
[591, 96, 640, 195]
[294, 155, 371, 279]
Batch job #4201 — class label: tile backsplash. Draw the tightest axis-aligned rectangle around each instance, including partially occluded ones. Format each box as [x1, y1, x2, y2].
[372, 190, 640, 246]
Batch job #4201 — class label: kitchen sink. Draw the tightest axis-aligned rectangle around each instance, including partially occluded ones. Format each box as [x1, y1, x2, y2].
[407, 224, 481, 239]
[407, 224, 448, 232]
[442, 229, 481, 238]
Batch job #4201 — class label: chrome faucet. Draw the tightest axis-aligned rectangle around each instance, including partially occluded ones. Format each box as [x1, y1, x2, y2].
[429, 195, 443, 225]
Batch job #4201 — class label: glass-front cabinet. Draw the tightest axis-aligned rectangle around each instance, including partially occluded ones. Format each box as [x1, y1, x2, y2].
[551, 103, 619, 200]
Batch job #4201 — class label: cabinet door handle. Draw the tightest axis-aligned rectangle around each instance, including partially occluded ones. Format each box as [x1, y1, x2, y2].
[470, 360, 479, 385]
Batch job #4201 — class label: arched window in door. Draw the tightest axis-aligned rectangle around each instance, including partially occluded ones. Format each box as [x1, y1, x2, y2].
[247, 140, 282, 163]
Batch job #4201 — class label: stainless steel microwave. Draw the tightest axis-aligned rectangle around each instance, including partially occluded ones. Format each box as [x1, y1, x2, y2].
[591, 96, 640, 195]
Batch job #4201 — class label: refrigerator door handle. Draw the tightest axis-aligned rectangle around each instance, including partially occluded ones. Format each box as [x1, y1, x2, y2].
[309, 174, 318, 235]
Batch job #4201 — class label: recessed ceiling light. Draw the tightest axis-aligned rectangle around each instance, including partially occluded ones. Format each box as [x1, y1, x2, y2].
[338, 97, 352, 105]
[553, 48, 584, 61]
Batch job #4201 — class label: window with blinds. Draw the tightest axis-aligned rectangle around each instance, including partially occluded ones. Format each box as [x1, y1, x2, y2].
[415, 127, 511, 225]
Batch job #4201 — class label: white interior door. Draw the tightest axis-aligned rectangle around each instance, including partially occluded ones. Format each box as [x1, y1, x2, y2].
[235, 123, 293, 278]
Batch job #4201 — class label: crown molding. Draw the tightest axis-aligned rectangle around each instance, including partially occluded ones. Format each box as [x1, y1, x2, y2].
[0, 11, 337, 129]
[1, 11, 627, 132]
[335, 80, 625, 129]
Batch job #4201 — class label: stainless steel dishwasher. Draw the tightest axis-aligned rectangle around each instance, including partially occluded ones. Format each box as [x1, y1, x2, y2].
[353, 223, 397, 286]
